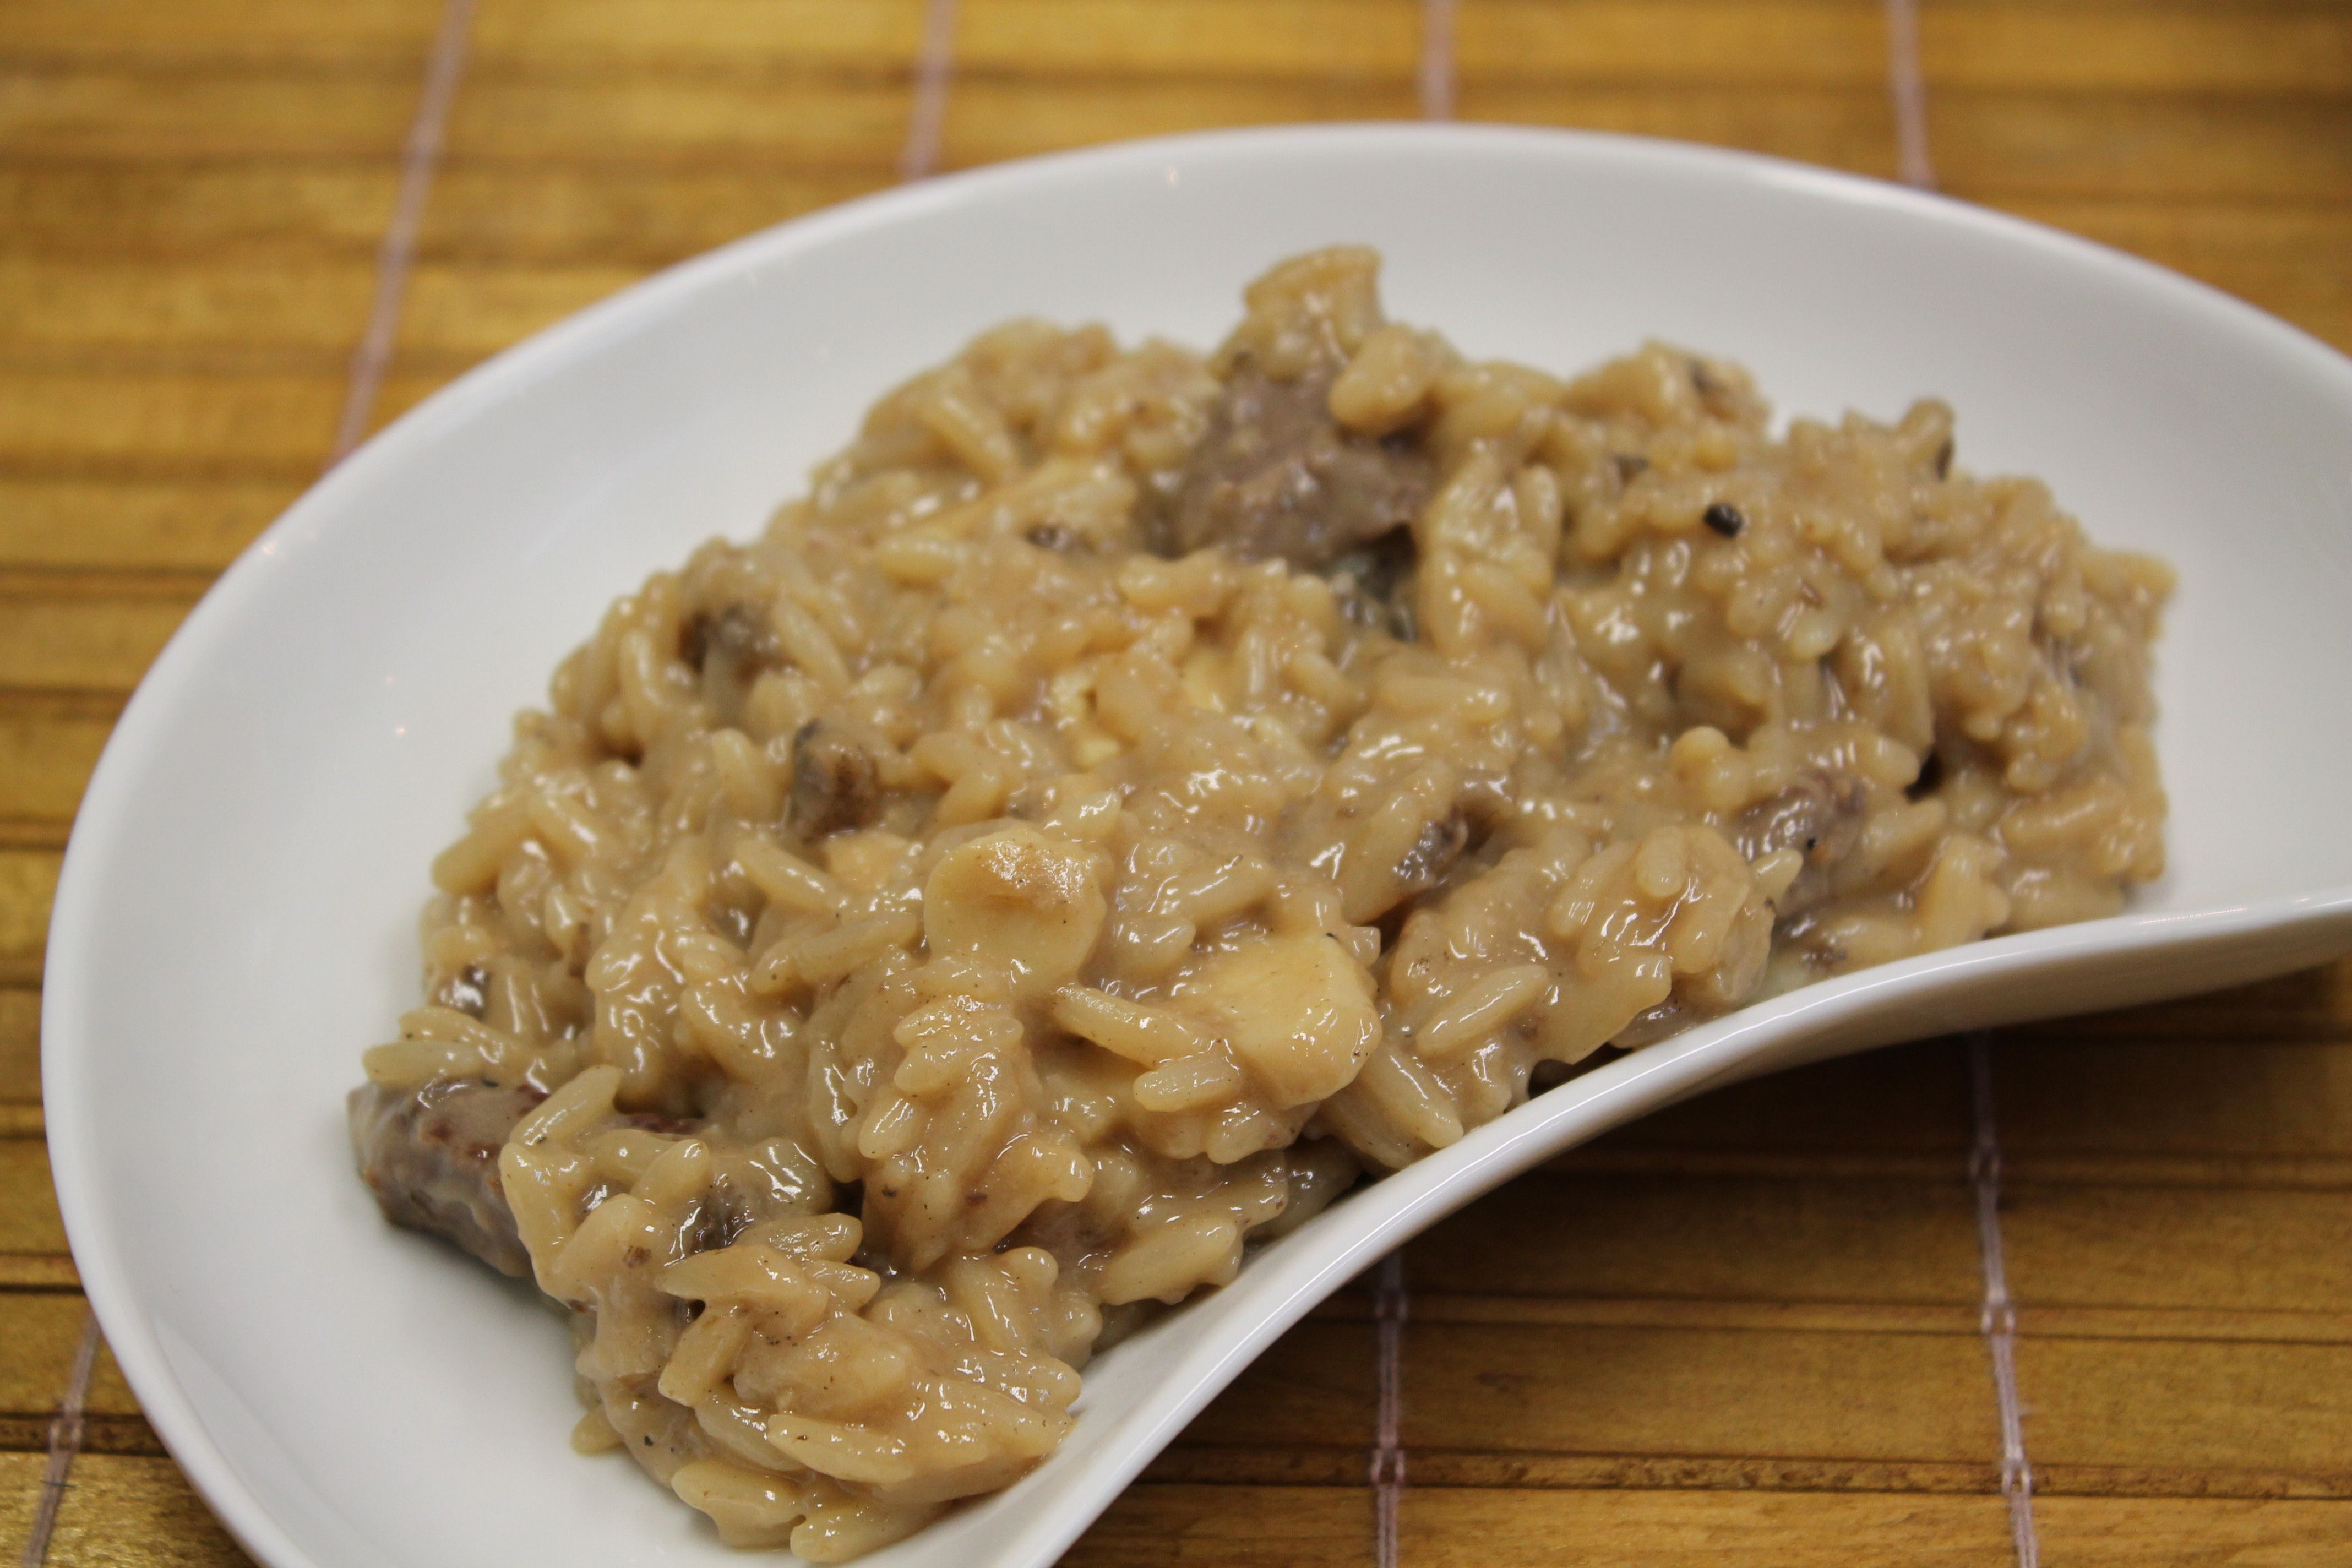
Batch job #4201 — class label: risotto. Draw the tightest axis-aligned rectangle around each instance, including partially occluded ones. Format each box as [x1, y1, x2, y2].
[350, 248, 2170, 1558]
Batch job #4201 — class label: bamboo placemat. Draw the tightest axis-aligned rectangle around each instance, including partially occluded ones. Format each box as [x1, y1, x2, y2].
[4, 2, 2350, 1562]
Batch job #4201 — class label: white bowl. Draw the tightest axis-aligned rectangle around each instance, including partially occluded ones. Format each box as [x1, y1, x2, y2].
[45, 124, 2352, 1568]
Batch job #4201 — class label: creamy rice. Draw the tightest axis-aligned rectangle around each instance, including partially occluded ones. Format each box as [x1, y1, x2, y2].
[350, 248, 2170, 1558]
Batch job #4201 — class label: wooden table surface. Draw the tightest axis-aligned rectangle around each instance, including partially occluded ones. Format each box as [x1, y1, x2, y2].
[3, 1, 2349, 1563]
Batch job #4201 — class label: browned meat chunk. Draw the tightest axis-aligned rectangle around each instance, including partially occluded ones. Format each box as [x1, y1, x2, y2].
[1162, 361, 1433, 572]
[788, 720, 881, 840]
[1324, 529, 1418, 640]
[1735, 770, 1869, 916]
[680, 603, 777, 674]
[349, 1078, 543, 1277]
[1394, 809, 1469, 900]
[682, 603, 783, 726]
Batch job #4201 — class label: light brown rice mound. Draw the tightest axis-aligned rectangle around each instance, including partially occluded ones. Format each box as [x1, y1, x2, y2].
[352, 248, 2170, 1559]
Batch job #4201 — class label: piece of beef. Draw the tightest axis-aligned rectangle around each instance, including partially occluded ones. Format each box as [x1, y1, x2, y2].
[1323, 527, 1418, 640]
[349, 1078, 543, 1277]
[1162, 361, 1433, 573]
[680, 603, 778, 676]
[1734, 770, 1870, 917]
[1394, 809, 1470, 901]
[787, 720, 882, 840]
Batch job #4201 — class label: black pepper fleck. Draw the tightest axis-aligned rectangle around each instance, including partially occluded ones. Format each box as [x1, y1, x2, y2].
[1934, 438, 1954, 480]
[1701, 502, 1746, 538]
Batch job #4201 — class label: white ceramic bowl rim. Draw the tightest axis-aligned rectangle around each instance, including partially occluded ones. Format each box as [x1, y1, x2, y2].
[42, 121, 2352, 1568]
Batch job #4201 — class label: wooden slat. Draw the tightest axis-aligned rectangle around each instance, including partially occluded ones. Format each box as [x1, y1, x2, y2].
[1409, 1173, 1980, 1305]
[418, 164, 888, 267]
[1400, 1489, 2017, 1566]
[1402, 1321, 2001, 1464]
[0, 851, 59, 983]
[0, 162, 398, 262]
[1459, 85, 1898, 177]
[942, 78, 1418, 168]
[1070, 1485, 2034, 1567]
[2025, 961, 2352, 1041]
[2024, 1336, 2352, 1480]
[0, 597, 195, 695]
[0, 369, 341, 476]
[0, 0, 439, 67]
[1062, 1484, 1371, 1568]
[0, 990, 38, 1103]
[1458, 0, 1888, 86]
[1175, 1319, 1375, 1454]
[957, 0, 1421, 79]
[1565, 1038, 1974, 1165]
[467, 0, 926, 72]
[2006, 1185, 2352, 1315]
[1997, 1036, 2352, 1166]
[1930, 91, 2352, 202]
[0, 1139, 66, 1257]
[360, 371, 462, 441]
[26, 1453, 255, 1567]
[0, 698, 115, 825]
[2035, 1496, 2352, 1564]
[393, 262, 647, 364]
[0, 70, 422, 160]
[0, 259, 372, 362]
[1920, 4, 2352, 94]
[1403, 1295, 1979, 1336]
[0, 480, 288, 572]
[0, 1295, 135, 1422]
[446, 70, 914, 167]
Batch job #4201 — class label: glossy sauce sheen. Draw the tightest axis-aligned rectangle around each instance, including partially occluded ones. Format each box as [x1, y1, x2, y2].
[349, 248, 2171, 1559]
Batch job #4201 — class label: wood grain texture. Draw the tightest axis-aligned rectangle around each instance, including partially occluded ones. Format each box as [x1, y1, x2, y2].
[1920, 3, 2352, 94]
[0, 70, 428, 160]
[446, 71, 916, 167]
[0, 1137, 67, 1256]
[0, 1294, 134, 1421]
[1463, 83, 1903, 175]
[1458, 0, 1891, 85]
[1401, 1488, 2020, 1565]
[0, 990, 40, 1101]
[1931, 90, 2352, 202]
[0, 0, 441, 68]
[0, 480, 293, 572]
[1409, 1172, 1983, 1303]
[6, 0, 2352, 1561]
[14, 1453, 257, 1567]
[0, 595, 197, 694]
[943, 77, 1418, 166]
[0, 368, 345, 477]
[466, 0, 927, 72]
[418, 165, 890, 267]
[957, 0, 1422, 78]
[0, 701, 113, 830]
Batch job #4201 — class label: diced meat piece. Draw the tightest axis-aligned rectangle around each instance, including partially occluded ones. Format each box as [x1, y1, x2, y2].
[1734, 770, 1870, 916]
[682, 603, 783, 723]
[680, 603, 777, 674]
[1162, 361, 1433, 572]
[1324, 529, 1418, 640]
[349, 1078, 543, 1277]
[788, 720, 881, 840]
[1393, 809, 1469, 900]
